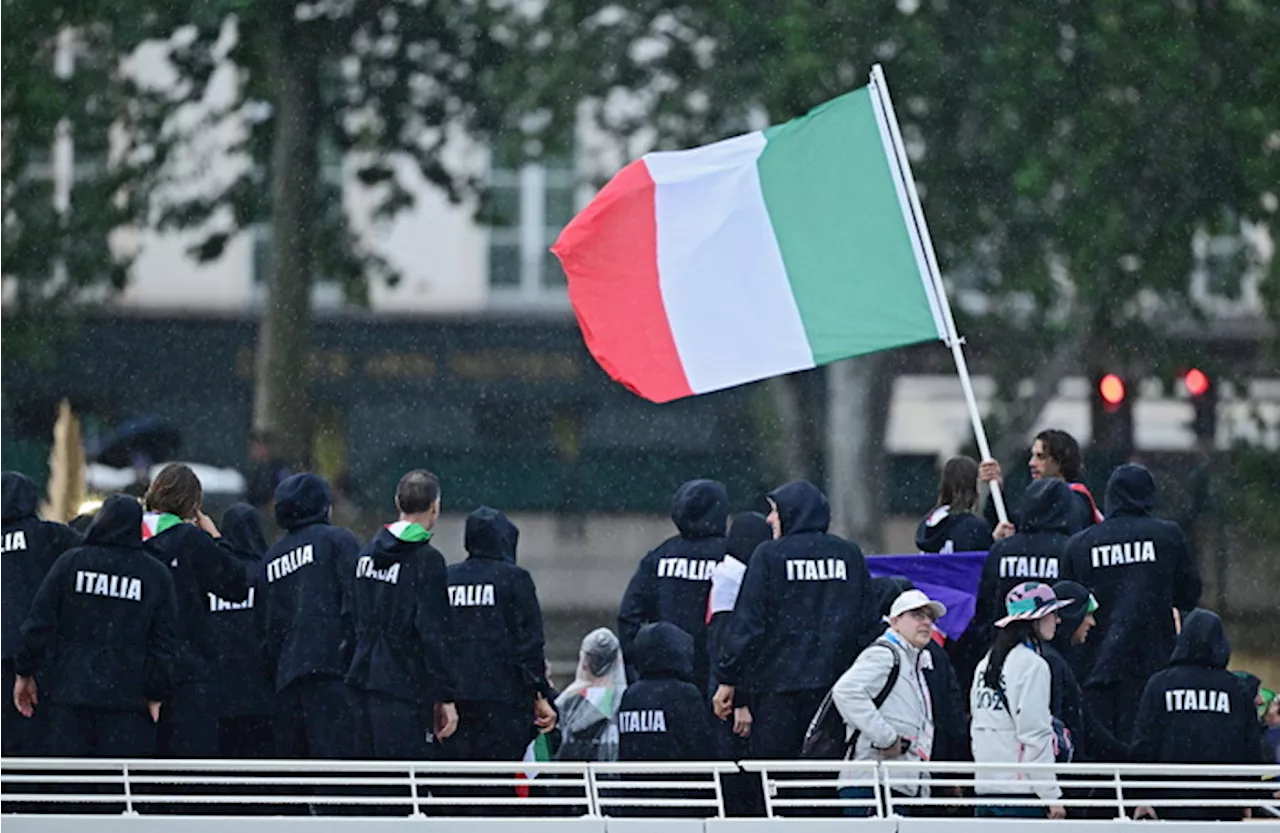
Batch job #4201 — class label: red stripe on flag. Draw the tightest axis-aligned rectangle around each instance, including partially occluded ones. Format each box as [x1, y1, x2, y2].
[552, 159, 693, 403]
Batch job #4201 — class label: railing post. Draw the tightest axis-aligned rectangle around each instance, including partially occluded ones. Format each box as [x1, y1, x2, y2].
[584, 764, 600, 817]
[711, 766, 726, 818]
[409, 764, 423, 817]
[1112, 767, 1127, 820]
[877, 763, 892, 818]
[121, 762, 136, 816]
[758, 766, 776, 818]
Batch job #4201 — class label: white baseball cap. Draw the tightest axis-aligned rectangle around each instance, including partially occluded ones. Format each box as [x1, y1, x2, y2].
[889, 589, 946, 621]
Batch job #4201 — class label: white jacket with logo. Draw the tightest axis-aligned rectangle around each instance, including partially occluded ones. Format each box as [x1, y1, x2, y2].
[970, 642, 1062, 801]
[830, 631, 935, 795]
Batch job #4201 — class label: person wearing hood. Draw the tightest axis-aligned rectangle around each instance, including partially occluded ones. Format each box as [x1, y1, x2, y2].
[618, 479, 729, 692]
[13, 494, 179, 756]
[346, 470, 461, 759]
[554, 628, 627, 761]
[141, 463, 250, 757]
[1043, 581, 1125, 766]
[916, 456, 993, 554]
[255, 472, 361, 758]
[617, 622, 713, 761]
[1130, 609, 1260, 821]
[706, 512, 773, 761]
[208, 503, 274, 758]
[1063, 463, 1201, 746]
[444, 503, 557, 761]
[713, 480, 878, 759]
[2, 470, 82, 755]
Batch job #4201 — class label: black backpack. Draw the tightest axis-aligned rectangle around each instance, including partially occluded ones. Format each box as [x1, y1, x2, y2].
[801, 640, 902, 759]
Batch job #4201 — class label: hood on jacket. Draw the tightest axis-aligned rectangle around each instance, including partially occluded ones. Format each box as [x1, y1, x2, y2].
[872, 575, 916, 619]
[221, 503, 268, 556]
[670, 479, 729, 539]
[465, 506, 519, 563]
[1019, 478, 1075, 534]
[1050, 580, 1094, 646]
[769, 480, 831, 536]
[2, 471, 39, 523]
[273, 474, 332, 531]
[366, 519, 433, 569]
[1170, 608, 1231, 669]
[85, 495, 144, 548]
[631, 621, 694, 682]
[726, 512, 772, 562]
[1104, 463, 1156, 517]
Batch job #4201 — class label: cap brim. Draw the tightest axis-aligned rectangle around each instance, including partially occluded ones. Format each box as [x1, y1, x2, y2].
[892, 599, 947, 621]
[994, 597, 1071, 628]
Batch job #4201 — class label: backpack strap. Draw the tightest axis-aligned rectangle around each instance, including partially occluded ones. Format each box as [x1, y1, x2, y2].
[844, 640, 903, 759]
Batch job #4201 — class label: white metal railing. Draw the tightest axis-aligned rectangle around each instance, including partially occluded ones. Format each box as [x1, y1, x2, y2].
[2, 757, 1277, 819]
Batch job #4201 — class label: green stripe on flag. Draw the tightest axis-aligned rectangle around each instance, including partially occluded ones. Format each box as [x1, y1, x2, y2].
[757, 88, 939, 364]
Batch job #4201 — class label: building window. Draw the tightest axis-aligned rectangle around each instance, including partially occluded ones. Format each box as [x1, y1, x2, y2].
[486, 150, 575, 302]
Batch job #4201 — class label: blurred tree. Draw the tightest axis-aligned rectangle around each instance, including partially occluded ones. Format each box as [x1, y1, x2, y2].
[520, 0, 1279, 540]
[3, 0, 530, 465]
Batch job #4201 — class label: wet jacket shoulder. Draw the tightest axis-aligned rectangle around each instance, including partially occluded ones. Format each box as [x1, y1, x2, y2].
[716, 481, 878, 695]
[447, 507, 549, 703]
[348, 520, 455, 706]
[1131, 610, 1257, 768]
[1063, 465, 1201, 685]
[916, 506, 993, 554]
[144, 519, 250, 685]
[3, 471, 82, 660]
[208, 504, 273, 718]
[15, 495, 179, 710]
[617, 623, 712, 761]
[256, 474, 361, 691]
[975, 480, 1073, 637]
[618, 480, 727, 689]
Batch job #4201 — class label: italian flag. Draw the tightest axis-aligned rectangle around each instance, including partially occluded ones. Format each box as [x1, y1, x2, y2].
[552, 73, 948, 403]
[141, 512, 183, 541]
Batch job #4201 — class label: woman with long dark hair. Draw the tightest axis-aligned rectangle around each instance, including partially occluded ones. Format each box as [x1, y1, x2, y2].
[970, 582, 1071, 818]
[916, 456, 993, 553]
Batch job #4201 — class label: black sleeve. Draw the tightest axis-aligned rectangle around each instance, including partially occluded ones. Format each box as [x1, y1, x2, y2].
[849, 544, 879, 656]
[716, 547, 770, 687]
[333, 530, 361, 666]
[145, 569, 181, 703]
[415, 549, 456, 703]
[617, 553, 657, 658]
[1128, 678, 1162, 763]
[1082, 699, 1127, 762]
[682, 687, 714, 760]
[962, 516, 994, 552]
[509, 568, 550, 699]
[44, 522, 83, 558]
[190, 528, 250, 601]
[974, 546, 1002, 632]
[1169, 527, 1202, 612]
[14, 551, 74, 677]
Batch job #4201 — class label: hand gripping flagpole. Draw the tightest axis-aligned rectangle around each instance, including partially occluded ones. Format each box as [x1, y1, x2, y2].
[868, 64, 1010, 525]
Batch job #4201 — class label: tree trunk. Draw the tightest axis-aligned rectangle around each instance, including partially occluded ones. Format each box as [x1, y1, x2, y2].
[253, 17, 321, 468]
[825, 354, 894, 552]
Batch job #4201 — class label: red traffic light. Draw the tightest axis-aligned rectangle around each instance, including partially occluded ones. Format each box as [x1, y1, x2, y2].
[1099, 374, 1126, 407]
[1183, 368, 1210, 398]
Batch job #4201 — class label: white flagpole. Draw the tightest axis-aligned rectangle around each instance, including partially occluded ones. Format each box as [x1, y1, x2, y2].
[869, 64, 1010, 524]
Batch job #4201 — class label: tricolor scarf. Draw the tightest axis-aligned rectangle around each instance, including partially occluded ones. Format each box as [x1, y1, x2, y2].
[142, 512, 183, 541]
[385, 521, 431, 543]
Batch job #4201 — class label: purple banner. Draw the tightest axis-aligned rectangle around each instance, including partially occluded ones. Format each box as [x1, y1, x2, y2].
[866, 552, 988, 638]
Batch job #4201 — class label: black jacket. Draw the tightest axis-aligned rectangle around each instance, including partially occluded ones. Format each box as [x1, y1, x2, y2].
[208, 504, 273, 718]
[617, 622, 713, 761]
[975, 479, 1074, 638]
[144, 515, 249, 687]
[915, 507, 992, 554]
[255, 474, 361, 691]
[1063, 464, 1202, 685]
[16, 495, 180, 710]
[1130, 610, 1259, 820]
[446, 507, 548, 704]
[707, 512, 772, 695]
[348, 518, 456, 706]
[984, 479, 1099, 535]
[2, 471, 81, 660]
[716, 481, 877, 695]
[619, 479, 728, 691]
